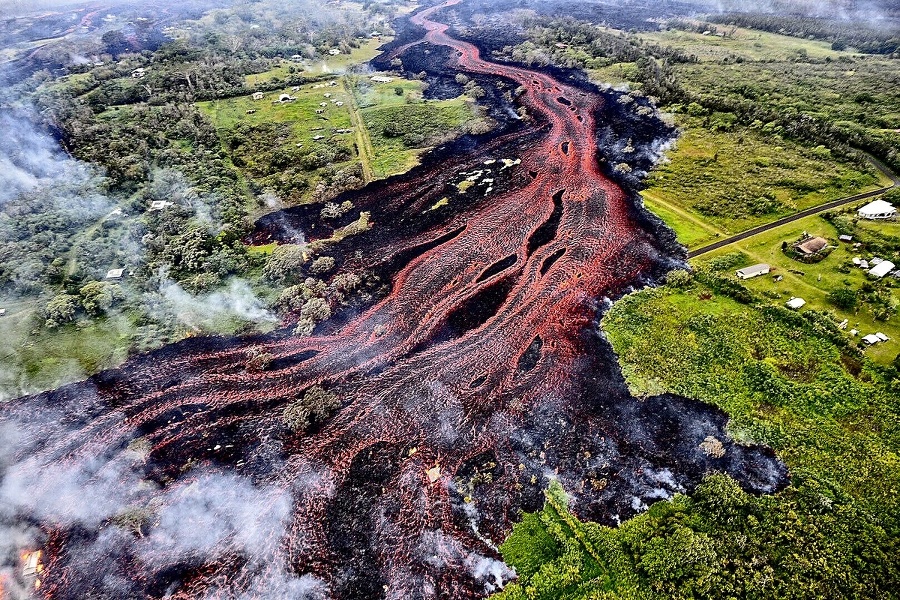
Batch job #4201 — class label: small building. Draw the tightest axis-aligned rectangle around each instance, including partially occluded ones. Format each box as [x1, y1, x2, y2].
[786, 297, 806, 310]
[131, 68, 146, 79]
[736, 263, 770, 279]
[290, 54, 303, 61]
[371, 75, 394, 83]
[876, 332, 890, 342]
[23, 550, 42, 577]
[796, 236, 828, 255]
[148, 200, 172, 211]
[860, 260, 870, 269]
[0, 308, 6, 317]
[252, 92, 264, 101]
[279, 94, 296, 103]
[858, 199, 896, 220]
[291, 86, 300, 92]
[862, 334, 881, 345]
[839, 234, 853, 242]
[869, 260, 895, 279]
[106, 268, 125, 280]
[328, 48, 341, 56]
[426, 465, 441, 483]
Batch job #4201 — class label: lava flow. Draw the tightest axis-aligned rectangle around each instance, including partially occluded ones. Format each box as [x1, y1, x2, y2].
[0, 2, 787, 599]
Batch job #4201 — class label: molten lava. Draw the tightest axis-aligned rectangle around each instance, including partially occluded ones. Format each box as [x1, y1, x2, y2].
[0, 2, 786, 599]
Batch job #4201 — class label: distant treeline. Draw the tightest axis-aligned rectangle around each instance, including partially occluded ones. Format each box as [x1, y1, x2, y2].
[707, 13, 900, 55]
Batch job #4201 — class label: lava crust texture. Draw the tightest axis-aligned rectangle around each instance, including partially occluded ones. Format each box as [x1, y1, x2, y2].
[0, 2, 787, 599]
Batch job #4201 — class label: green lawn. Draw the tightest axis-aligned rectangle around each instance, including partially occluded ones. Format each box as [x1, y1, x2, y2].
[692, 212, 900, 363]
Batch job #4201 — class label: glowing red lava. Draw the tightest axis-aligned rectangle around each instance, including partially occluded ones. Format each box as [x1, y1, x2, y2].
[0, 3, 785, 599]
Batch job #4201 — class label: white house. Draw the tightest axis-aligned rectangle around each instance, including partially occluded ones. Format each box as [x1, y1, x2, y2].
[0, 308, 6, 317]
[106, 268, 125, 280]
[869, 260, 895, 279]
[371, 75, 394, 83]
[252, 92, 264, 100]
[736, 263, 770, 279]
[863, 334, 881, 345]
[858, 199, 896, 220]
[786, 297, 806, 310]
[328, 48, 340, 56]
[148, 200, 172, 211]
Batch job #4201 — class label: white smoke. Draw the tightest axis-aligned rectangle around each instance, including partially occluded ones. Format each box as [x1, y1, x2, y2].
[159, 277, 278, 329]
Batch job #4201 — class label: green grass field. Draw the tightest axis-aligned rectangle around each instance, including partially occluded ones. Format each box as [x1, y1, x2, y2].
[244, 38, 387, 86]
[691, 211, 900, 363]
[643, 115, 882, 239]
[361, 96, 477, 178]
[638, 24, 845, 62]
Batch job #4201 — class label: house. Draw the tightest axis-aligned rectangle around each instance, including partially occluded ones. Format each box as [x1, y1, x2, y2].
[252, 92, 264, 100]
[131, 68, 146, 79]
[868, 260, 895, 279]
[736, 263, 770, 279]
[148, 200, 172, 211]
[786, 297, 806, 310]
[290, 54, 303, 62]
[106, 268, 125, 280]
[328, 48, 341, 56]
[857, 199, 896, 220]
[426, 465, 441, 483]
[862, 334, 881, 345]
[371, 75, 394, 83]
[796, 236, 828, 255]
[839, 234, 853, 242]
[23, 551, 42, 577]
[876, 332, 890, 342]
[860, 260, 870, 269]
[0, 308, 6, 317]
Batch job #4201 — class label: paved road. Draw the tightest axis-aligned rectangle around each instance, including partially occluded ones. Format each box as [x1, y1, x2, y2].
[688, 155, 900, 259]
